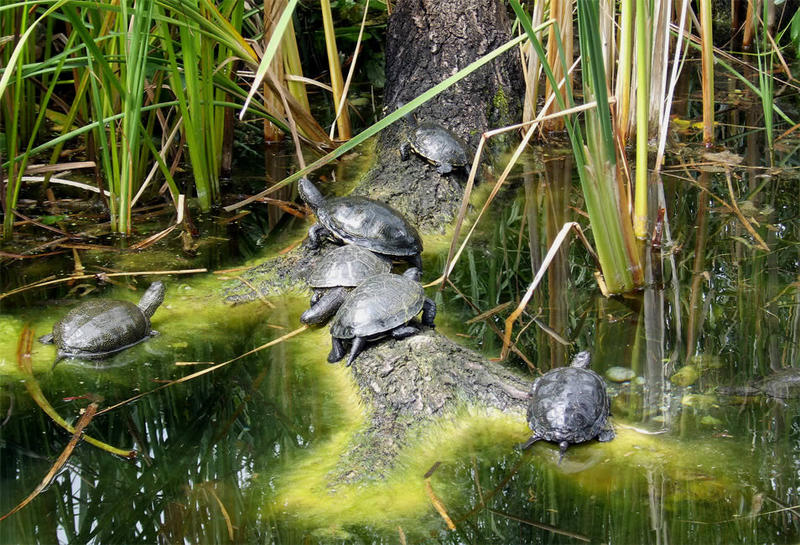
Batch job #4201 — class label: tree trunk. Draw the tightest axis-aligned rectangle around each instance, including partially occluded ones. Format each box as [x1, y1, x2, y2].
[354, 0, 523, 231]
[228, 0, 527, 482]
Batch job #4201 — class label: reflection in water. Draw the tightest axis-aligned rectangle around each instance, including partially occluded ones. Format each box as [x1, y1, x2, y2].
[1, 134, 799, 542]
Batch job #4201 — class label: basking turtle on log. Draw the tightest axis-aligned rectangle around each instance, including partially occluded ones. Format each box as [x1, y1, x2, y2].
[300, 245, 392, 325]
[298, 177, 424, 271]
[327, 268, 436, 366]
[400, 120, 471, 175]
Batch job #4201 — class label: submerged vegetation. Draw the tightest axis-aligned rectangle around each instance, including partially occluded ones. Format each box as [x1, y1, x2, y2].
[1, 0, 800, 542]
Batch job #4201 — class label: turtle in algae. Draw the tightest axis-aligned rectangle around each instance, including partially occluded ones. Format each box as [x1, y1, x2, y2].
[40, 281, 166, 362]
[400, 121, 470, 175]
[298, 178, 423, 270]
[523, 351, 614, 462]
[327, 268, 436, 366]
[301, 244, 391, 325]
[718, 368, 800, 400]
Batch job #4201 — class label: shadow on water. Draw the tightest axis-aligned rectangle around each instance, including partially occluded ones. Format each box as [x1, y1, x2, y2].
[1, 122, 800, 543]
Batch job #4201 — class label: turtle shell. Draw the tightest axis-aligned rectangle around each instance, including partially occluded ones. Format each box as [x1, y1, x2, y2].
[317, 197, 422, 257]
[330, 273, 425, 339]
[307, 245, 391, 288]
[52, 299, 151, 358]
[527, 366, 611, 445]
[409, 123, 469, 168]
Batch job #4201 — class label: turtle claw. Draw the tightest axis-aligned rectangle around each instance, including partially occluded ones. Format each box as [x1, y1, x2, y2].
[519, 436, 540, 450]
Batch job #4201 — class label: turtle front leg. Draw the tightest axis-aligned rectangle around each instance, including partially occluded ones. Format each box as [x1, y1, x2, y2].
[400, 142, 411, 161]
[307, 223, 330, 250]
[421, 298, 436, 328]
[557, 441, 569, 464]
[406, 253, 423, 272]
[346, 336, 368, 367]
[391, 325, 420, 339]
[519, 435, 540, 450]
[436, 162, 453, 175]
[328, 337, 347, 363]
[301, 287, 348, 325]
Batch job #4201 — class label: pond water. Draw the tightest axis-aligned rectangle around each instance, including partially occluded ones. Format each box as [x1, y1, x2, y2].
[0, 132, 798, 544]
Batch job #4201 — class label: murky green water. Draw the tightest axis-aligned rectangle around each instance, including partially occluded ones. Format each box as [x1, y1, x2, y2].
[1, 141, 799, 543]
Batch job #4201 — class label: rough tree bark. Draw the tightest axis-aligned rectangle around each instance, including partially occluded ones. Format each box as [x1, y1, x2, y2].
[354, 0, 523, 231]
[227, 0, 527, 482]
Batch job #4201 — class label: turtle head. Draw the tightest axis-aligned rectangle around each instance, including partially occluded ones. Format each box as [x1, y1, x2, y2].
[298, 177, 325, 211]
[570, 351, 592, 369]
[396, 101, 416, 125]
[138, 281, 166, 318]
[403, 267, 422, 282]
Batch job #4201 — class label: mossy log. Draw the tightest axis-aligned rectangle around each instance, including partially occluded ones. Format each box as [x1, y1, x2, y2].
[228, 0, 528, 481]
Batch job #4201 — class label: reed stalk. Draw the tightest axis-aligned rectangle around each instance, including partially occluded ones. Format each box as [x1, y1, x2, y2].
[756, 3, 775, 162]
[542, 0, 573, 131]
[512, 0, 642, 293]
[320, 0, 351, 139]
[282, 19, 311, 114]
[614, 0, 634, 143]
[633, 0, 650, 238]
[1, 4, 32, 239]
[698, 0, 714, 145]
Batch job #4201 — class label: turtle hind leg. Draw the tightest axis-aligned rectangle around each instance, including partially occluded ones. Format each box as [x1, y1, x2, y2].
[519, 435, 540, 450]
[51, 352, 67, 370]
[597, 426, 615, 442]
[557, 441, 570, 464]
[328, 337, 347, 363]
[345, 337, 368, 367]
[421, 298, 436, 328]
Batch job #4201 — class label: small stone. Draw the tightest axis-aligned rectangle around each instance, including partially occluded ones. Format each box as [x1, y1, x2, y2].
[699, 415, 723, 428]
[670, 365, 699, 387]
[681, 393, 717, 409]
[606, 366, 636, 383]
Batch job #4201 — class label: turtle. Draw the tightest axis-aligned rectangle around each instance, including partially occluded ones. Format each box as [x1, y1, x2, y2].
[522, 351, 614, 462]
[300, 244, 392, 325]
[327, 268, 436, 366]
[399, 121, 470, 175]
[718, 368, 800, 400]
[40, 281, 166, 363]
[298, 177, 423, 271]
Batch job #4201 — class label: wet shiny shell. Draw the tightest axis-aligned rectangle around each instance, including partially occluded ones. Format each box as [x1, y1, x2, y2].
[409, 123, 469, 167]
[330, 273, 425, 339]
[53, 300, 150, 356]
[317, 197, 422, 257]
[527, 367, 611, 444]
[307, 245, 391, 288]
